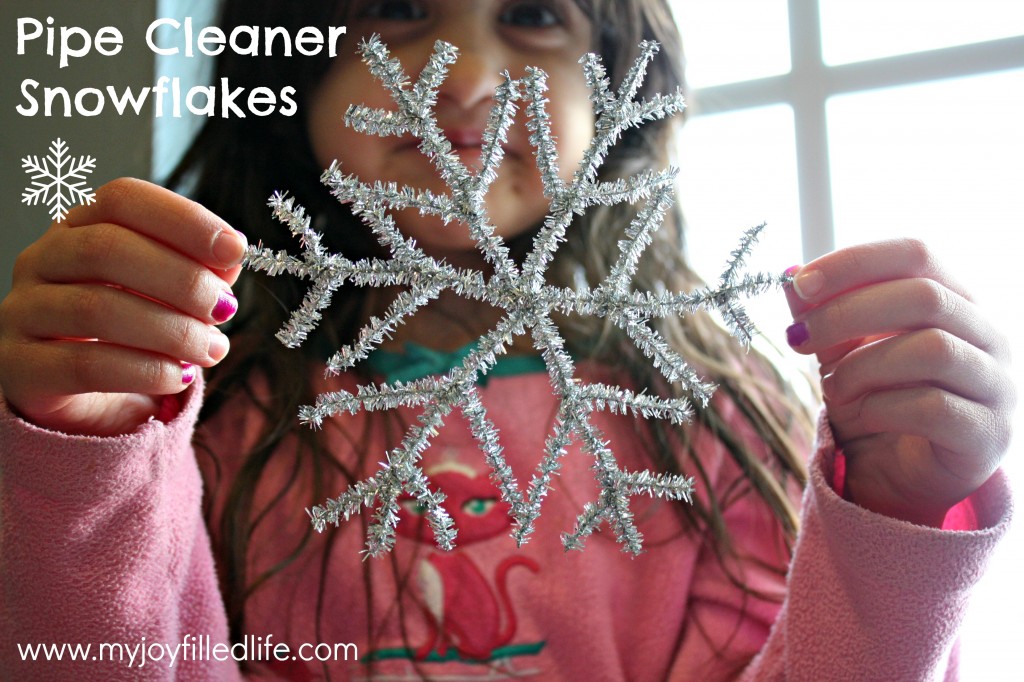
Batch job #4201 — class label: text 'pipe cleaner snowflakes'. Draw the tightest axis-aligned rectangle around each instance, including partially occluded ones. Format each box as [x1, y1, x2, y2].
[244, 36, 791, 557]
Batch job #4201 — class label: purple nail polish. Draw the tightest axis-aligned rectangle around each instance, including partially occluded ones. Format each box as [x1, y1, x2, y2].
[211, 291, 238, 323]
[181, 363, 197, 385]
[786, 322, 809, 347]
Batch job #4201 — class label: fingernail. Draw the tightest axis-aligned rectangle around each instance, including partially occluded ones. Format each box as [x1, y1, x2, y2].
[181, 363, 197, 385]
[211, 291, 238, 323]
[783, 265, 800, 291]
[212, 228, 246, 266]
[786, 322, 809, 347]
[793, 268, 825, 300]
[209, 328, 230, 361]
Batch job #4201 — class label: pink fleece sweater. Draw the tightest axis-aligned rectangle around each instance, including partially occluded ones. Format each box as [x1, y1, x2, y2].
[0, 367, 1012, 681]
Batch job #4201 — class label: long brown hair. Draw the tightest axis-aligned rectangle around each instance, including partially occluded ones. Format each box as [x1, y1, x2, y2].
[171, 0, 813, 669]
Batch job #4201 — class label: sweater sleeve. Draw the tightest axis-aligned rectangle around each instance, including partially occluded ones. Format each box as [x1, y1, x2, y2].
[0, 377, 242, 681]
[741, 413, 1013, 682]
[666, 411, 1013, 681]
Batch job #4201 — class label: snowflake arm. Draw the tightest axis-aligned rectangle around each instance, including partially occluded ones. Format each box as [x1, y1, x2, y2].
[604, 172, 679, 294]
[523, 67, 565, 200]
[477, 73, 522, 193]
[459, 385, 530, 528]
[324, 285, 446, 376]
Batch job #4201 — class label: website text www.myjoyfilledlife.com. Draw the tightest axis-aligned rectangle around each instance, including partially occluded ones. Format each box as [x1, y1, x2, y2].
[16, 633, 358, 670]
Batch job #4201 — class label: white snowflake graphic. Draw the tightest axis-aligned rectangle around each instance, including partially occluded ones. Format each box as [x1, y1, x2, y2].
[21, 138, 97, 223]
[245, 37, 787, 557]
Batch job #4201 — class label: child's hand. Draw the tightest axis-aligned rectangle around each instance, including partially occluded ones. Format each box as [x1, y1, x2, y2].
[0, 178, 246, 436]
[784, 239, 1015, 527]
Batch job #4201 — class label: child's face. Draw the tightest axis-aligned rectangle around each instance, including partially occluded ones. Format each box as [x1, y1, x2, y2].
[308, 0, 595, 264]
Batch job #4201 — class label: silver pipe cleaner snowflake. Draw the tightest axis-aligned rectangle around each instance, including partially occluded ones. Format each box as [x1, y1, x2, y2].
[244, 36, 790, 557]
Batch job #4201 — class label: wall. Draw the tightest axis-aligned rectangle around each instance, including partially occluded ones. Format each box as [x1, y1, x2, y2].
[0, 0, 156, 299]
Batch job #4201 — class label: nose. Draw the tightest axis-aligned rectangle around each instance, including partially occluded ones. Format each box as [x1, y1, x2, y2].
[433, 31, 503, 113]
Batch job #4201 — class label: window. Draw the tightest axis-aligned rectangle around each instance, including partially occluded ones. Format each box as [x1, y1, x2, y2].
[672, 1, 1024, 678]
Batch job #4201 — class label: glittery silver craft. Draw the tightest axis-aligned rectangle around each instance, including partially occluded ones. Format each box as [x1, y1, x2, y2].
[244, 36, 789, 557]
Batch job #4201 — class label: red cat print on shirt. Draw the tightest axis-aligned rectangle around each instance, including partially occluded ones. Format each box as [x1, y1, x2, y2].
[396, 461, 541, 663]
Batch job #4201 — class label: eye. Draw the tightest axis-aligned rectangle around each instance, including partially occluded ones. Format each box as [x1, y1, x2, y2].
[500, 1, 562, 28]
[359, 0, 428, 22]
[400, 499, 428, 515]
[462, 497, 497, 516]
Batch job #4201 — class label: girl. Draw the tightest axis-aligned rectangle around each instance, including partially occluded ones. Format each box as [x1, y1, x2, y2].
[0, 0, 1014, 680]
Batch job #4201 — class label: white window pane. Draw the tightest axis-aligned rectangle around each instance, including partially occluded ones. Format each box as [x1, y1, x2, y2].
[828, 70, 1024, 316]
[828, 70, 1024, 682]
[821, 0, 1024, 65]
[152, 0, 216, 181]
[677, 105, 801, 338]
[671, 0, 791, 88]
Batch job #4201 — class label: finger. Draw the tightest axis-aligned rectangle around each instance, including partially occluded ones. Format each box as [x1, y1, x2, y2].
[214, 263, 244, 288]
[63, 177, 247, 271]
[801, 337, 863, 377]
[829, 386, 1010, 467]
[8, 340, 198, 399]
[16, 283, 230, 367]
[786, 277, 1008, 362]
[31, 223, 238, 325]
[783, 239, 973, 319]
[782, 267, 885, 371]
[839, 432, 969, 526]
[822, 329, 1014, 408]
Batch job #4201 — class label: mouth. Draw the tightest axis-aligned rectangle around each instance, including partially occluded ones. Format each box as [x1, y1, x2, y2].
[445, 128, 485, 148]
[447, 129, 484, 166]
[398, 128, 516, 165]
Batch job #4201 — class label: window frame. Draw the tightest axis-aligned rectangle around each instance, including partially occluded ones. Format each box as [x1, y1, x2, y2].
[685, 0, 1024, 261]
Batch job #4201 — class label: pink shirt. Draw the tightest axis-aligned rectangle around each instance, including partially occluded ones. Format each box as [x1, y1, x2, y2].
[0, 369, 1012, 680]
